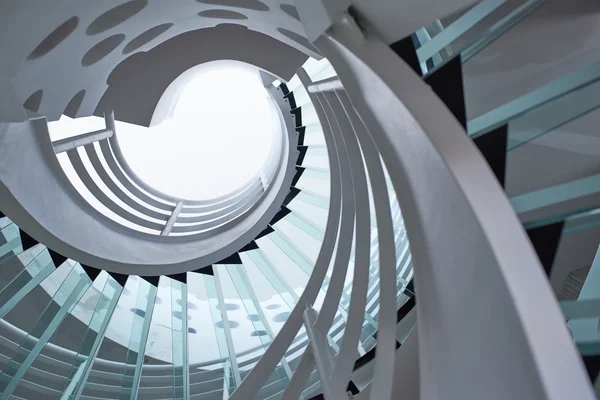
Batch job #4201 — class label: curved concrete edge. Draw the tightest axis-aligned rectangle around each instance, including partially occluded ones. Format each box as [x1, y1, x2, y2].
[0, 86, 297, 275]
[94, 25, 309, 127]
[0, 78, 27, 123]
[318, 14, 594, 400]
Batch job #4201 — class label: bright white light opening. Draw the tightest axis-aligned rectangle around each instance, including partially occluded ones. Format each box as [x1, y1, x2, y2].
[117, 62, 279, 200]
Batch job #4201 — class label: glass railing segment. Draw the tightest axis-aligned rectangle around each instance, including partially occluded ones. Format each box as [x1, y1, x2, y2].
[169, 277, 189, 400]
[118, 277, 158, 399]
[0, 264, 91, 399]
[468, 60, 600, 151]
[60, 272, 124, 399]
[204, 273, 240, 396]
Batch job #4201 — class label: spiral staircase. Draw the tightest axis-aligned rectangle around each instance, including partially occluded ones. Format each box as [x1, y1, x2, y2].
[1, 0, 600, 399]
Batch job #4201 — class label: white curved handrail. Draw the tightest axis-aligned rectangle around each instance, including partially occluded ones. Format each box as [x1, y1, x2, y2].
[313, 12, 593, 400]
[331, 90, 398, 400]
[229, 71, 345, 400]
[281, 68, 356, 399]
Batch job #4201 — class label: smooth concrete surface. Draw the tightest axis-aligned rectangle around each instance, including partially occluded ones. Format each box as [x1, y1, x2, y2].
[0, 78, 27, 123]
[95, 24, 309, 127]
[0, 85, 297, 275]
[0, 1, 317, 124]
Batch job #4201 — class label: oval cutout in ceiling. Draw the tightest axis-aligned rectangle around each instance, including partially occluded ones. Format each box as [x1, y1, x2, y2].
[122, 23, 173, 54]
[87, 0, 148, 35]
[28, 16, 79, 60]
[82, 34, 126, 66]
[198, 9, 248, 20]
[196, 0, 269, 12]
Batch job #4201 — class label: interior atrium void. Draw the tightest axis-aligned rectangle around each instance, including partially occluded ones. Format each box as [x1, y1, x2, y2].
[1, 1, 600, 400]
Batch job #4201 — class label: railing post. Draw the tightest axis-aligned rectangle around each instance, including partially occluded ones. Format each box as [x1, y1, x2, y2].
[302, 305, 345, 400]
[51, 109, 117, 154]
[104, 109, 116, 133]
[161, 201, 183, 236]
[120, 278, 158, 400]
[0, 267, 91, 399]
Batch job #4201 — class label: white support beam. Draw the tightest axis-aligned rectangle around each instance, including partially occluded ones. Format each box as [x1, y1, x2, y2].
[52, 128, 113, 154]
[161, 201, 183, 236]
[308, 77, 343, 93]
[52, 109, 117, 154]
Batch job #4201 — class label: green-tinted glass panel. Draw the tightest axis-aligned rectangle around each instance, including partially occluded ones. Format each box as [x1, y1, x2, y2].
[118, 277, 157, 399]
[170, 278, 188, 400]
[0, 223, 22, 260]
[61, 272, 124, 399]
[302, 124, 326, 146]
[0, 264, 91, 399]
[0, 248, 57, 319]
[204, 273, 240, 396]
[284, 212, 324, 241]
[295, 189, 329, 209]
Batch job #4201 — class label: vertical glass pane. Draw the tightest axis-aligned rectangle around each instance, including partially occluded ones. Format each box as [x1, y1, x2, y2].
[242, 250, 298, 323]
[0, 223, 22, 259]
[139, 278, 172, 393]
[302, 152, 329, 170]
[268, 226, 319, 273]
[226, 263, 290, 396]
[295, 189, 329, 209]
[293, 85, 311, 108]
[564, 298, 600, 356]
[245, 249, 311, 345]
[56, 272, 124, 398]
[215, 267, 263, 382]
[287, 197, 329, 231]
[256, 236, 309, 299]
[301, 104, 320, 127]
[284, 213, 324, 241]
[118, 277, 157, 399]
[0, 263, 91, 399]
[187, 272, 224, 399]
[204, 273, 239, 396]
[0, 216, 11, 229]
[170, 278, 188, 400]
[0, 248, 57, 319]
[294, 173, 331, 196]
[565, 247, 600, 356]
[462, 1, 592, 123]
[302, 124, 326, 146]
[0, 242, 45, 291]
[72, 271, 123, 399]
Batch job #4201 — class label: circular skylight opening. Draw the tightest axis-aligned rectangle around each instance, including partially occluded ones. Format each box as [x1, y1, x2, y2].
[116, 61, 279, 200]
